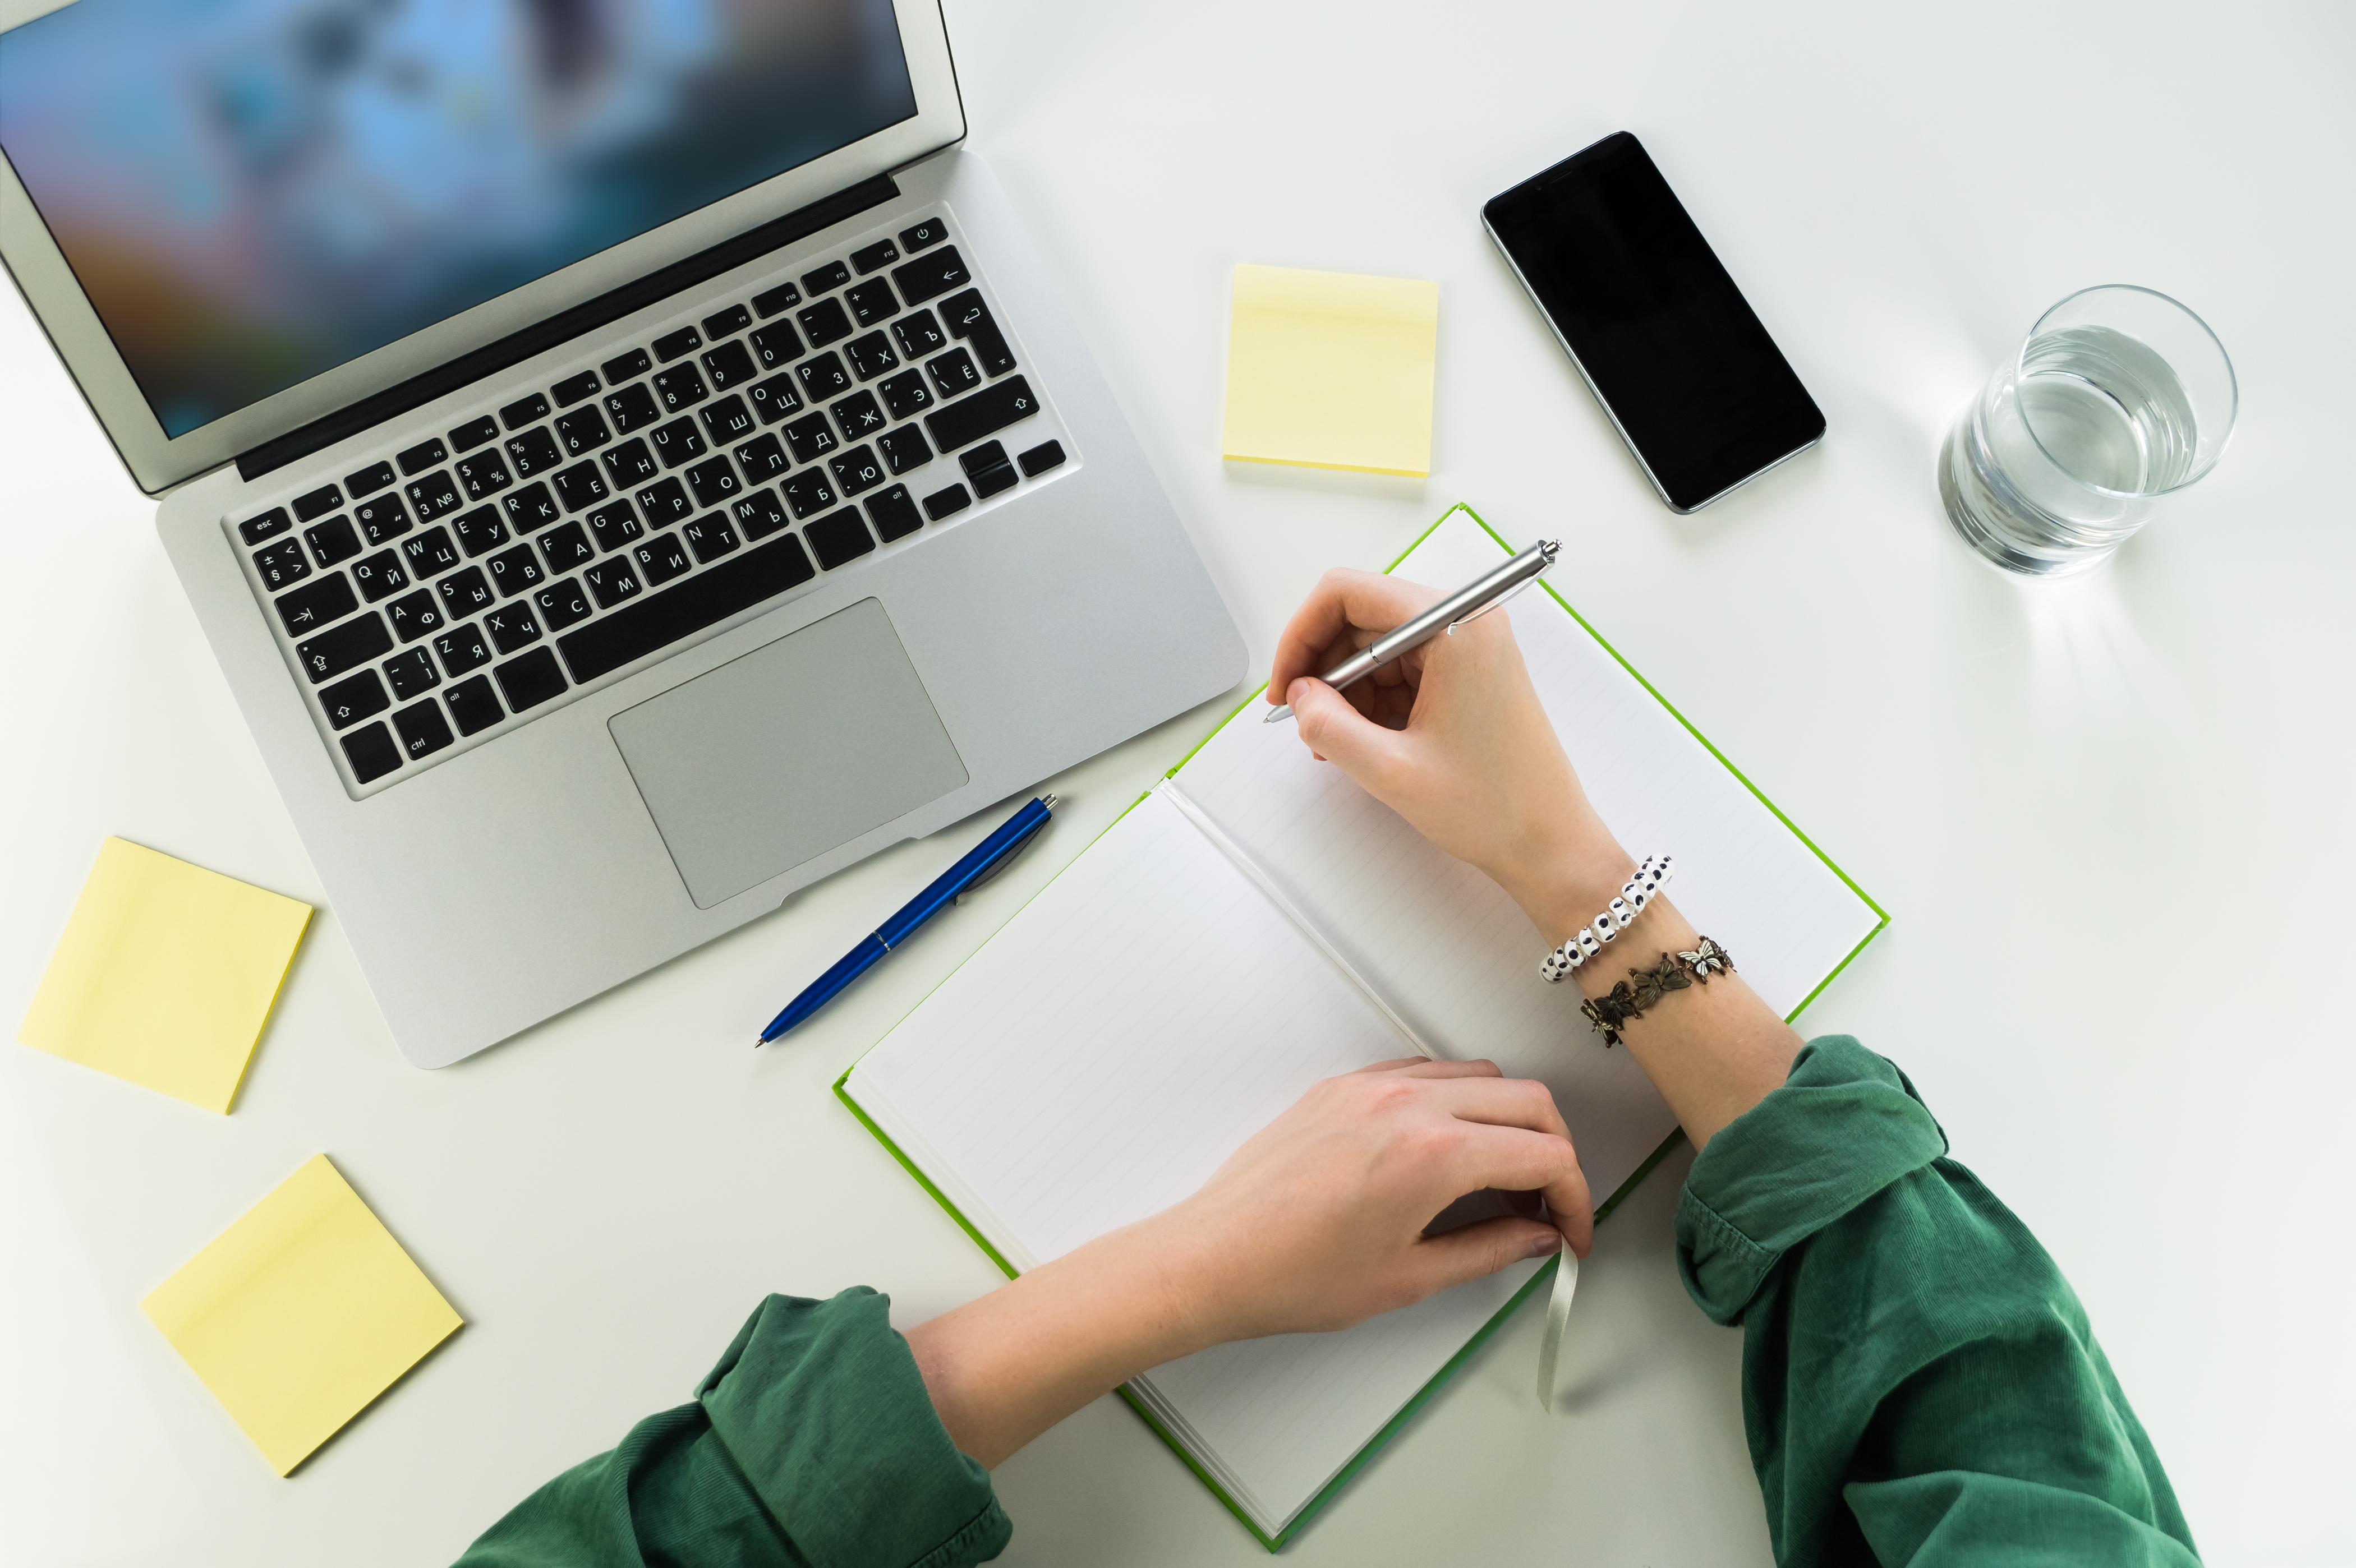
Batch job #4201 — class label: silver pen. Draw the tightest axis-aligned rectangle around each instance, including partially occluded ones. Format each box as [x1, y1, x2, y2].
[1265, 539, 1562, 723]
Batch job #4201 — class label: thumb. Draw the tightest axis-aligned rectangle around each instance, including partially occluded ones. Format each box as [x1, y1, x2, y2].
[1410, 1218, 1564, 1297]
[1287, 677, 1401, 785]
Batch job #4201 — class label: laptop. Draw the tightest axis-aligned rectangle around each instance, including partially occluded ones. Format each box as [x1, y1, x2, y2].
[0, 0, 1246, 1067]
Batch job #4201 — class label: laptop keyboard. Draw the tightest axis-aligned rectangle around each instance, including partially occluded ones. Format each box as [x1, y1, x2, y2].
[229, 209, 1075, 796]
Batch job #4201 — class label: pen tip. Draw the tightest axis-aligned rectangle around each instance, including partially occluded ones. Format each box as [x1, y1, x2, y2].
[1263, 705, 1291, 725]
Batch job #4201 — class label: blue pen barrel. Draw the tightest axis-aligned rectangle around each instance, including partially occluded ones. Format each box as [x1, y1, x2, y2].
[764, 935, 891, 1039]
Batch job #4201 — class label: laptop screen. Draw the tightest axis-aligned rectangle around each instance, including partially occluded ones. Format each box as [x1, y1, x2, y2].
[0, 0, 917, 440]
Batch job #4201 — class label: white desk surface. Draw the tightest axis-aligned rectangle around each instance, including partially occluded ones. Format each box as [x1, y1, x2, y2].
[6, 2, 2353, 1563]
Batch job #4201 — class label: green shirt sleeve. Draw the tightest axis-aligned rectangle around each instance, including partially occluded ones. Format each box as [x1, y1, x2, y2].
[454, 1288, 1010, 1568]
[1675, 1035, 2201, 1567]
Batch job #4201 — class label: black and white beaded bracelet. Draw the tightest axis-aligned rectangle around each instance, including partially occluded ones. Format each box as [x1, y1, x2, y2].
[1539, 856, 1674, 983]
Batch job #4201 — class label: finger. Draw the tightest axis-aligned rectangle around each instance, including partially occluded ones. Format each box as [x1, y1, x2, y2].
[1405, 1217, 1566, 1295]
[1345, 1055, 1430, 1076]
[1421, 1074, 1573, 1142]
[1443, 1123, 1595, 1256]
[1268, 571, 1444, 699]
[1287, 677, 1407, 790]
[1379, 1058, 1503, 1080]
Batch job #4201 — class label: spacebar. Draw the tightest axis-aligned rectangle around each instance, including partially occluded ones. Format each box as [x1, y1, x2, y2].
[558, 534, 816, 684]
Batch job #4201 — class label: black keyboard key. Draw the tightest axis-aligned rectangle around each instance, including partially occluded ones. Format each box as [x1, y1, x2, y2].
[801, 259, 850, 296]
[749, 321, 804, 371]
[892, 309, 946, 361]
[342, 722, 403, 783]
[533, 577, 593, 631]
[346, 460, 397, 498]
[297, 613, 392, 682]
[550, 461, 609, 513]
[490, 525, 551, 589]
[320, 669, 390, 729]
[683, 513, 741, 564]
[495, 647, 568, 712]
[385, 589, 445, 643]
[700, 394, 756, 446]
[804, 510, 875, 570]
[238, 508, 292, 546]
[406, 469, 462, 519]
[899, 217, 946, 253]
[500, 393, 552, 430]
[851, 237, 900, 274]
[383, 648, 439, 700]
[275, 574, 357, 636]
[845, 278, 899, 328]
[305, 515, 361, 568]
[831, 390, 887, 440]
[652, 325, 702, 362]
[253, 537, 311, 589]
[435, 624, 492, 676]
[502, 482, 561, 533]
[602, 437, 659, 488]
[444, 674, 504, 735]
[551, 370, 601, 407]
[604, 382, 660, 432]
[926, 376, 1040, 455]
[701, 340, 756, 391]
[926, 348, 980, 400]
[636, 476, 694, 527]
[392, 697, 454, 759]
[401, 525, 461, 579]
[702, 302, 752, 340]
[844, 330, 899, 381]
[648, 417, 707, 468]
[449, 414, 500, 452]
[398, 436, 449, 474]
[781, 469, 838, 519]
[829, 445, 886, 497]
[484, 599, 542, 654]
[877, 368, 932, 422]
[866, 484, 923, 542]
[751, 280, 801, 317]
[559, 533, 815, 684]
[504, 427, 561, 478]
[892, 246, 972, 307]
[732, 487, 790, 541]
[1020, 439, 1067, 476]
[795, 351, 851, 401]
[292, 483, 342, 522]
[583, 555, 643, 609]
[941, 290, 1017, 377]
[797, 297, 853, 349]
[455, 449, 513, 501]
[735, 432, 789, 483]
[351, 550, 409, 602]
[747, 372, 803, 425]
[450, 505, 509, 557]
[923, 483, 971, 521]
[632, 532, 693, 587]
[652, 363, 708, 413]
[437, 566, 495, 619]
[585, 500, 643, 553]
[961, 439, 1019, 499]
[539, 522, 596, 573]
[601, 347, 652, 384]
[684, 456, 742, 510]
[555, 405, 611, 456]
[877, 426, 932, 476]
[353, 491, 413, 546]
[782, 412, 838, 465]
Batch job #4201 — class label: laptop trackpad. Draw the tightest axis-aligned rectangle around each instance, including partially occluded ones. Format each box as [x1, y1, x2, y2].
[609, 599, 969, 909]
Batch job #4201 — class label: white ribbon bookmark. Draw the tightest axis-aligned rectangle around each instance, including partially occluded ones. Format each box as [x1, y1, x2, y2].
[1536, 1248, 1580, 1412]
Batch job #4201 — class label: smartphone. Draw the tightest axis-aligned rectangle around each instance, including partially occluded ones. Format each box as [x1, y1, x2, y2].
[1483, 132, 1824, 513]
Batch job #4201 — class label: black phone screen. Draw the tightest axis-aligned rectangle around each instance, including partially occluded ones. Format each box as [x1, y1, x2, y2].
[1484, 132, 1823, 512]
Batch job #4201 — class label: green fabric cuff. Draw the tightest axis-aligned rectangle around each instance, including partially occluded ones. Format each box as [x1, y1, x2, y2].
[697, 1289, 1011, 1568]
[1674, 1035, 1949, 1325]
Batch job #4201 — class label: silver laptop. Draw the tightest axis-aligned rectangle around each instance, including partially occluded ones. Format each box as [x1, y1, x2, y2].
[0, 0, 1245, 1067]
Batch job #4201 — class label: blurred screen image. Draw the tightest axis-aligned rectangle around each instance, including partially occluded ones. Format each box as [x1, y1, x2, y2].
[0, 0, 917, 437]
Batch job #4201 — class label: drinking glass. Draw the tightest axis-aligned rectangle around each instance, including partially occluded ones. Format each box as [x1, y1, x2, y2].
[1940, 285, 2236, 576]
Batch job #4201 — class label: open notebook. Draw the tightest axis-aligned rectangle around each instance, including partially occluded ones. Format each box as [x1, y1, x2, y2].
[839, 504, 1885, 1548]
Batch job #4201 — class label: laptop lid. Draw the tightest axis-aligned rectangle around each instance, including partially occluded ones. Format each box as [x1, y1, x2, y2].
[0, 0, 964, 496]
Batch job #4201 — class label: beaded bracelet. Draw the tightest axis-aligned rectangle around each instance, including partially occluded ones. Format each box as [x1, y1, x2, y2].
[1580, 939, 1735, 1046]
[1538, 856, 1674, 983]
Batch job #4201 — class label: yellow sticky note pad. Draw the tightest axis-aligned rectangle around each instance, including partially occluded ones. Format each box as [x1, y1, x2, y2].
[1222, 264, 1439, 477]
[17, 837, 311, 1113]
[142, 1155, 462, 1475]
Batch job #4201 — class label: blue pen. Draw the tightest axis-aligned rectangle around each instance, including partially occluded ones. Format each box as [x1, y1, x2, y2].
[757, 794, 1060, 1044]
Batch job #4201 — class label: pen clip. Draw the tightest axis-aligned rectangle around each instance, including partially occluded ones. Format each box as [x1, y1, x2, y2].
[1448, 577, 1534, 633]
[954, 805, 1054, 905]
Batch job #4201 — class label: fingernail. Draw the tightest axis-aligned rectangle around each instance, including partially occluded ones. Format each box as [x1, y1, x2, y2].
[1526, 1230, 1563, 1259]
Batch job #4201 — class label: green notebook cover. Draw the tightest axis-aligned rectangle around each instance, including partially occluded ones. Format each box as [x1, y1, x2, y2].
[836, 501, 1887, 1550]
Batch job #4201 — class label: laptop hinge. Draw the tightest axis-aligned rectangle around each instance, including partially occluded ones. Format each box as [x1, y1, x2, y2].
[236, 174, 901, 483]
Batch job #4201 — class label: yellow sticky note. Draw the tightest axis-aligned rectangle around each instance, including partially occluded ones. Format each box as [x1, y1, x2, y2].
[17, 837, 311, 1113]
[1221, 264, 1439, 477]
[141, 1155, 463, 1475]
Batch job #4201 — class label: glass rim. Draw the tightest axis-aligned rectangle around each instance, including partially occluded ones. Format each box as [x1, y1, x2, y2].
[2013, 283, 2238, 499]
